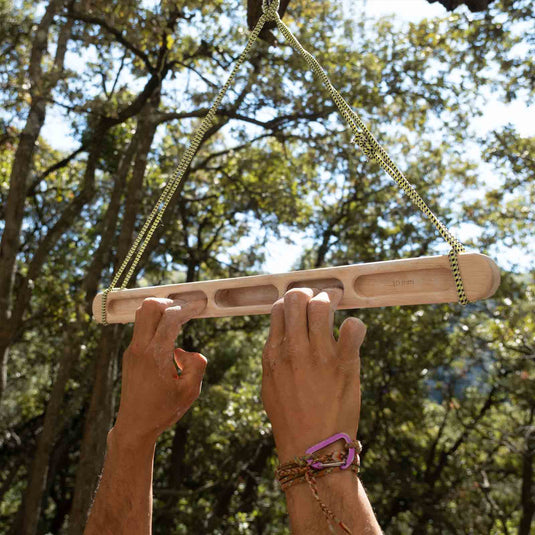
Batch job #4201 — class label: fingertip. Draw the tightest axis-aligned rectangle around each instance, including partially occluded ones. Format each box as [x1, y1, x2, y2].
[132, 297, 171, 345]
[271, 297, 284, 314]
[325, 286, 343, 306]
[176, 297, 207, 316]
[272, 296, 284, 307]
[142, 297, 173, 310]
[284, 287, 314, 301]
[282, 288, 311, 344]
[353, 317, 367, 341]
[155, 301, 204, 345]
[339, 317, 367, 355]
[283, 287, 313, 314]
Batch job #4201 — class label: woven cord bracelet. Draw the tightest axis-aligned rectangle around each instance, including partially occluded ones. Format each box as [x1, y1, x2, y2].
[275, 436, 362, 534]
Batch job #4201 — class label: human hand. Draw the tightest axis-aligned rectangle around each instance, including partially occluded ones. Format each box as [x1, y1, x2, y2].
[261, 288, 366, 463]
[113, 297, 207, 445]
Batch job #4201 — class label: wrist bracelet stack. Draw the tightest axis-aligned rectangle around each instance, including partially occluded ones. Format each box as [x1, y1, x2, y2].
[275, 433, 361, 535]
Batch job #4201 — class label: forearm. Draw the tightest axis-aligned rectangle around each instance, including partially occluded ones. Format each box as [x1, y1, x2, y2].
[84, 427, 157, 535]
[284, 470, 382, 534]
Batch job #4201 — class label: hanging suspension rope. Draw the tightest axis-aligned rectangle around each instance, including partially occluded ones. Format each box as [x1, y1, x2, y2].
[98, 0, 499, 325]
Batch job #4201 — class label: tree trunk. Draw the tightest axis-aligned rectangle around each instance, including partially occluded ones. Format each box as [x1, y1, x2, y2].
[518, 408, 535, 535]
[0, 331, 11, 414]
[206, 436, 274, 532]
[45, 411, 84, 534]
[115, 90, 161, 263]
[0, 0, 66, 404]
[13, 321, 82, 535]
[67, 325, 121, 535]
[82, 136, 139, 305]
[67, 93, 161, 533]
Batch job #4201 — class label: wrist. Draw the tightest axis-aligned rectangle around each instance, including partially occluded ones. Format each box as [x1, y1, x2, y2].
[277, 448, 338, 466]
[109, 422, 158, 452]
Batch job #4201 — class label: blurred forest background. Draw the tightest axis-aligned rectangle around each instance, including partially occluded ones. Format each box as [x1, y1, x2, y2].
[0, 0, 534, 533]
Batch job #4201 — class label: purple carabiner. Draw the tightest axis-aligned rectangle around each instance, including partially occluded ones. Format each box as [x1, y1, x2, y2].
[305, 432, 356, 470]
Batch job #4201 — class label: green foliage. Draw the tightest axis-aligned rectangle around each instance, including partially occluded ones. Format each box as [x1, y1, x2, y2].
[0, 0, 533, 533]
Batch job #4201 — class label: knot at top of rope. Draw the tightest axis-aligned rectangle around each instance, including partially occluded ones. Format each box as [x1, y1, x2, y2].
[262, 0, 281, 21]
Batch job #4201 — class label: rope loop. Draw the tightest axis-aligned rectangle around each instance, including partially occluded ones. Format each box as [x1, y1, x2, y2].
[102, 5, 471, 322]
[448, 249, 469, 305]
[262, 0, 280, 21]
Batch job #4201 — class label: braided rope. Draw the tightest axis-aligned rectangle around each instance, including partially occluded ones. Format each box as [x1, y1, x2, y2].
[271, 12, 468, 305]
[101, 0, 468, 322]
[276, 441, 361, 534]
[100, 8, 273, 323]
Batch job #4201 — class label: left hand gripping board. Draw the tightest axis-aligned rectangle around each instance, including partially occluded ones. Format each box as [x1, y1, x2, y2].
[93, 253, 500, 324]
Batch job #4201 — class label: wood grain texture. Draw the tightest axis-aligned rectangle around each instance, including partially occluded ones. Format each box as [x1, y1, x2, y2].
[93, 253, 501, 324]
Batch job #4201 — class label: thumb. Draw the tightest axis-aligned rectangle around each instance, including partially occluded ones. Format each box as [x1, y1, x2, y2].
[174, 348, 207, 383]
[338, 317, 367, 359]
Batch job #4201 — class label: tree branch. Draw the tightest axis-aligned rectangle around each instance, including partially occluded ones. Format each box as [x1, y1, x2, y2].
[68, 11, 154, 73]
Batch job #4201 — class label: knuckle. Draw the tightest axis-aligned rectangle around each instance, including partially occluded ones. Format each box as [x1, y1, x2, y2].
[337, 357, 358, 377]
[262, 346, 280, 367]
[284, 289, 309, 308]
[261, 357, 275, 377]
[142, 298, 164, 312]
[285, 338, 301, 357]
[271, 300, 284, 314]
[308, 298, 329, 316]
[262, 346, 272, 360]
[194, 353, 208, 369]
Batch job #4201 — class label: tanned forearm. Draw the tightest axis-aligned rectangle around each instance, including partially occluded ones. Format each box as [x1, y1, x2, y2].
[84, 428, 156, 535]
[82, 298, 207, 535]
[284, 471, 382, 534]
[262, 288, 382, 533]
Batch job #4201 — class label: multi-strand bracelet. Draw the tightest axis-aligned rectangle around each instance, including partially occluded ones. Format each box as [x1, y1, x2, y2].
[275, 433, 362, 534]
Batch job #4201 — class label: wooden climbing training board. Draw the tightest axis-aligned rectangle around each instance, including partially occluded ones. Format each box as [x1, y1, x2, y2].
[93, 252, 500, 324]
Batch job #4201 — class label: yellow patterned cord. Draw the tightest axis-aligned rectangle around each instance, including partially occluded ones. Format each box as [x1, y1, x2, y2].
[269, 4, 468, 305]
[100, 7, 275, 323]
[101, 0, 468, 323]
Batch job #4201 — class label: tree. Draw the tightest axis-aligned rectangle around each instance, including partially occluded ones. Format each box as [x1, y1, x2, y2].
[428, 0, 495, 11]
[246, 0, 498, 31]
[0, 0, 532, 533]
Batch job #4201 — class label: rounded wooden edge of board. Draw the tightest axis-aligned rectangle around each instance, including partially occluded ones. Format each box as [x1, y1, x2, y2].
[92, 293, 103, 323]
[460, 252, 501, 300]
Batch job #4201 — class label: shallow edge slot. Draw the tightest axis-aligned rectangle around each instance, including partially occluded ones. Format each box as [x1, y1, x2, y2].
[215, 285, 278, 308]
[354, 268, 452, 298]
[167, 290, 209, 305]
[108, 295, 156, 314]
[287, 278, 344, 292]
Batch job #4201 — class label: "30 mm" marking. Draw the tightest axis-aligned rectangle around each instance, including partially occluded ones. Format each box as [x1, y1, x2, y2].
[390, 279, 415, 288]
